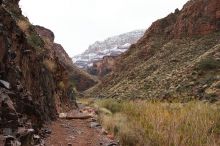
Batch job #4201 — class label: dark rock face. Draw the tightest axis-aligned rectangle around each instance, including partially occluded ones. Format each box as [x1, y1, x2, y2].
[0, 1, 96, 145]
[35, 26, 97, 92]
[0, 5, 57, 145]
[53, 43, 74, 67]
[0, 7, 60, 119]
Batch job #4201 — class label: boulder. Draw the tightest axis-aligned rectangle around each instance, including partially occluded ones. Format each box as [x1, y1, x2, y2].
[90, 122, 101, 128]
[59, 113, 67, 119]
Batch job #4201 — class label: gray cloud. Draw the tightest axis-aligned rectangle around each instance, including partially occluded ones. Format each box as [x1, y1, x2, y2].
[20, 0, 188, 56]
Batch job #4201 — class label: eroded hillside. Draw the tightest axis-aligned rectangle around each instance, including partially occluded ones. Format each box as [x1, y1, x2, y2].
[89, 0, 220, 100]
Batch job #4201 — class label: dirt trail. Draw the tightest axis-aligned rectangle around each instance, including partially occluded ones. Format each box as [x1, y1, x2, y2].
[45, 105, 118, 146]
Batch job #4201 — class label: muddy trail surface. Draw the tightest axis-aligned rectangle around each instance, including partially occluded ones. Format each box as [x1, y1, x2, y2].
[44, 104, 118, 146]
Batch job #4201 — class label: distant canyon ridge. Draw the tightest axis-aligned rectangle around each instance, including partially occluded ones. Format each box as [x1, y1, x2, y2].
[73, 30, 145, 77]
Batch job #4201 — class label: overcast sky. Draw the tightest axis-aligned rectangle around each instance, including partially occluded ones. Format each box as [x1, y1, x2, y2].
[19, 0, 188, 56]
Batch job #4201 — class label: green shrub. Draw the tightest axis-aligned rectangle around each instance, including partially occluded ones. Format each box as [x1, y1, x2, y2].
[27, 33, 44, 48]
[96, 99, 122, 113]
[197, 58, 219, 70]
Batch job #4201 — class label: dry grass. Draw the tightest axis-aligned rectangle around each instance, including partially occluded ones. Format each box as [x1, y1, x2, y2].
[95, 99, 220, 146]
[77, 98, 96, 106]
[17, 20, 45, 49]
[43, 59, 57, 72]
[17, 20, 30, 33]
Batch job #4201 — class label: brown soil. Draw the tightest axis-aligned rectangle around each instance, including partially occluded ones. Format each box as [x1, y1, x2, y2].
[45, 107, 117, 146]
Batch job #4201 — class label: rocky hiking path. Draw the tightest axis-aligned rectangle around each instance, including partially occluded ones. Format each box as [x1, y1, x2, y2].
[44, 104, 118, 146]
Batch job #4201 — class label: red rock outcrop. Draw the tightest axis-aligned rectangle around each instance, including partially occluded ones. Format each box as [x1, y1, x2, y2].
[35, 25, 55, 42]
[113, 0, 220, 73]
[35, 26, 97, 92]
[139, 0, 220, 43]
[88, 56, 118, 77]
[35, 25, 73, 67]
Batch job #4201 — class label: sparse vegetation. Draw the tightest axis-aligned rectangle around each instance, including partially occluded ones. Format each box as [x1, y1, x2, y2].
[17, 20, 45, 49]
[58, 81, 65, 89]
[27, 33, 45, 48]
[96, 99, 122, 113]
[43, 59, 57, 72]
[93, 99, 220, 146]
[89, 33, 220, 101]
[17, 20, 30, 33]
[197, 57, 220, 71]
[216, 82, 220, 89]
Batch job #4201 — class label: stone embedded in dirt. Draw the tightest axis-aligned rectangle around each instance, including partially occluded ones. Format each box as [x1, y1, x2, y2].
[4, 135, 15, 141]
[67, 143, 73, 146]
[107, 142, 118, 146]
[33, 134, 40, 139]
[22, 50, 32, 54]
[33, 134, 41, 145]
[0, 80, 10, 89]
[66, 114, 92, 120]
[16, 128, 35, 145]
[40, 139, 45, 146]
[42, 128, 52, 134]
[16, 84, 23, 92]
[100, 139, 119, 146]
[3, 135, 22, 146]
[2, 96, 16, 112]
[81, 106, 98, 115]
[59, 113, 67, 119]
[88, 117, 97, 122]
[68, 135, 75, 140]
[76, 129, 83, 135]
[90, 122, 101, 128]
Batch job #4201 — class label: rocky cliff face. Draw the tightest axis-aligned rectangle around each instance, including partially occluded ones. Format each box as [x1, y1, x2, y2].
[0, 1, 96, 145]
[35, 25, 73, 67]
[88, 56, 118, 77]
[139, 0, 220, 42]
[89, 0, 220, 100]
[35, 26, 97, 92]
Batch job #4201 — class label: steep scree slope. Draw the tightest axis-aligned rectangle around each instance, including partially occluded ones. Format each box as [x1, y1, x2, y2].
[89, 0, 220, 100]
[0, 1, 96, 145]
